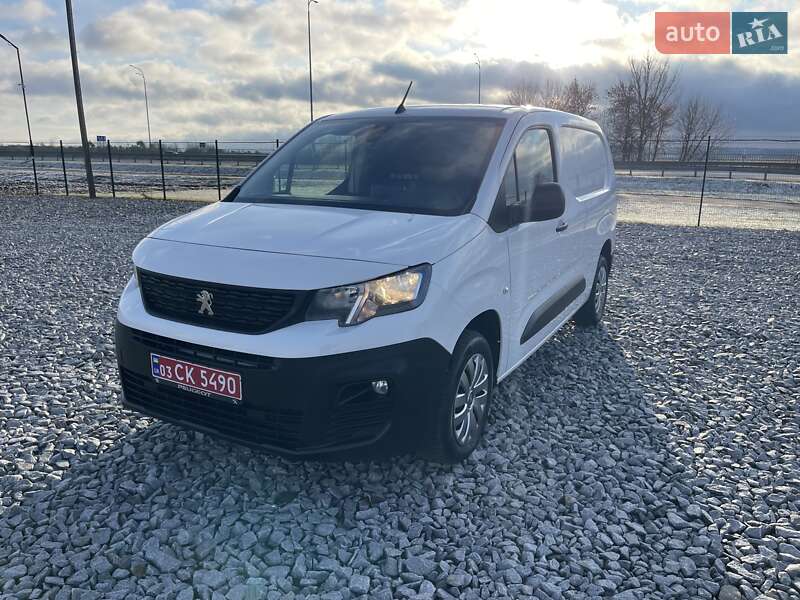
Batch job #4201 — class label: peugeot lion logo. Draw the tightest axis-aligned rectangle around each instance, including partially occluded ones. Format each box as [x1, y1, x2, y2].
[196, 290, 214, 316]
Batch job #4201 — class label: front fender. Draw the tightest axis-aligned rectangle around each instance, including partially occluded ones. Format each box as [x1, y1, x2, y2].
[429, 228, 511, 372]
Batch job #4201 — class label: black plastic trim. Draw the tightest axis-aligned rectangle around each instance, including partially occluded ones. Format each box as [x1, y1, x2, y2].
[115, 321, 451, 457]
[520, 277, 586, 344]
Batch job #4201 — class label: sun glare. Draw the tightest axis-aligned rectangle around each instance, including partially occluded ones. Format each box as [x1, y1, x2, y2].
[451, 0, 629, 68]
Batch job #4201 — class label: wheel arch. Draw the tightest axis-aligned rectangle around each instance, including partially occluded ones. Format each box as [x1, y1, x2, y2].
[601, 238, 613, 272]
[464, 310, 502, 381]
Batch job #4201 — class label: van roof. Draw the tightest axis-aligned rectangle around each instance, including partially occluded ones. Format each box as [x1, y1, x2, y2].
[321, 104, 597, 125]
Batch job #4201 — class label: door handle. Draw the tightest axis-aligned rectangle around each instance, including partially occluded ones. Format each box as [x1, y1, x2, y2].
[555, 221, 568, 232]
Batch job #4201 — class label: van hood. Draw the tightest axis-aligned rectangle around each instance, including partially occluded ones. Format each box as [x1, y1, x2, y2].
[148, 202, 486, 266]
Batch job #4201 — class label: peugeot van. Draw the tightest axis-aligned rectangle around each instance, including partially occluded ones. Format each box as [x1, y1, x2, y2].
[115, 105, 616, 462]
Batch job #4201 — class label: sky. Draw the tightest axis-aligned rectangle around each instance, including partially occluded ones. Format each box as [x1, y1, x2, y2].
[0, 0, 798, 143]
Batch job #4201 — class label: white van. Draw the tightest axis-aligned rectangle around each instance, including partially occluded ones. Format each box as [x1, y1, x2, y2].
[115, 105, 616, 462]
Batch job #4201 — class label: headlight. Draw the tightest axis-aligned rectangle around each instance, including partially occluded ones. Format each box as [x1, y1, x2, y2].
[306, 264, 431, 326]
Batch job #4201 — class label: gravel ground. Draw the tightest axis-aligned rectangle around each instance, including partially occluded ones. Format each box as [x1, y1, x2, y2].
[1, 195, 798, 600]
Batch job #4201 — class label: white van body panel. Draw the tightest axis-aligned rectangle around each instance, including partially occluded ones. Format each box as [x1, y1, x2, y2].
[149, 202, 488, 267]
[131, 237, 404, 290]
[424, 227, 512, 370]
[468, 111, 616, 377]
[557, 121, 618, 290]
[119, 104, 616, 381]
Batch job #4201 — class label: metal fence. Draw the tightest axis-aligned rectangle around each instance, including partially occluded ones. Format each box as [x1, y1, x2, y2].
[611, 138, 800, 230]
[1, 137, 799, 231]
[0, 140, 283, 202]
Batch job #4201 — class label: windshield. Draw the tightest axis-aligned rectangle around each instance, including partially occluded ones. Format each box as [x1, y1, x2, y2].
[235, 117, 505, 216]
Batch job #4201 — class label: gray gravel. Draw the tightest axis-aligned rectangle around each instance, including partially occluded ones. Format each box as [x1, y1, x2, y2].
[1, 195, 798, 599]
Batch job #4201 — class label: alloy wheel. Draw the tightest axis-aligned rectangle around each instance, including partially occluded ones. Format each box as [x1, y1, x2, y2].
[594, 263, 608, 316]
[453, 353, 490, 446]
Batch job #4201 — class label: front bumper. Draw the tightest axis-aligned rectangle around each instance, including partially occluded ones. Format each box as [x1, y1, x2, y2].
[115, 321, 451, 457]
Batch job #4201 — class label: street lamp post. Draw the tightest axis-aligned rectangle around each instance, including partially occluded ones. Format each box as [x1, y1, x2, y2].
[474, 53, 481, 104]
[0, 33, 38, 195]
[307, 0, 318, 122]
[65, 0, 96, 198]
[129, 64, 152, 147]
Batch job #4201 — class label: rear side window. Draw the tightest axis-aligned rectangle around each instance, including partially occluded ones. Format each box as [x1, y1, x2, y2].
[559, 127, 608, 198]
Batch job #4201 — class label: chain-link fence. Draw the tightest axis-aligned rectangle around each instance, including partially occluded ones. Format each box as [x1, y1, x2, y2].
[1, 137, 799, 231]
[613, 138, 800, 230]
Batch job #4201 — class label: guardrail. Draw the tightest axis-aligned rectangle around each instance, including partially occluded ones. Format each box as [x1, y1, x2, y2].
[615, 160, 800, 180]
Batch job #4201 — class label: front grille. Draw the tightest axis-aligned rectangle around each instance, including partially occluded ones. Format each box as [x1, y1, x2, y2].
[120, 367, 303, 449]
[128, 327, 275, 371]
[137, 268, 306, 334]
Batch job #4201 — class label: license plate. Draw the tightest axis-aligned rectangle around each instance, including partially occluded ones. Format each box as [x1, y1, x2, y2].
[150, 353, 242, 402]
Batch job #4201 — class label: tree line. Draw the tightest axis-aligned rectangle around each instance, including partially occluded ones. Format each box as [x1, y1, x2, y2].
[505, 55, 731, 162]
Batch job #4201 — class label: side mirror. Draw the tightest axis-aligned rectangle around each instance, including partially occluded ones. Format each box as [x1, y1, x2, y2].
[529, 182, 566, 222]
[509, 182, 566, 224]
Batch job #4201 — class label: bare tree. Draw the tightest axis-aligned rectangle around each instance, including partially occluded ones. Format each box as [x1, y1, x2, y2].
[676, 96, 732, 161]
[536, 80, 563, 109]
[558, 78, 598, 118]
[604, 80, 637, 161]
[650, 103, 675, 161]
[506, 77, 597, 118]
[605, 57, 733, 164]
[506, 80, 539, 106]
[627, 55, 679, 161]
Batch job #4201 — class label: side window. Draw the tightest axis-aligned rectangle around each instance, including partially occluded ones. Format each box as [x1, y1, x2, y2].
[515, 129, 555, 205]
[490, 129, 555, 232]
[498, 156, 518, 207]
[560, 127, 608, 198]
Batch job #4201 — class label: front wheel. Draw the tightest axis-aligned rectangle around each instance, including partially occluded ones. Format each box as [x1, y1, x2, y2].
[424, 330, 494, 463]
[574, 254, 609, 326]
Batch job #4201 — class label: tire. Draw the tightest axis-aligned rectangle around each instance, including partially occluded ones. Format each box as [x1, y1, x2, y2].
[424, 330, 494, 463]
[574, 254, 610, 327]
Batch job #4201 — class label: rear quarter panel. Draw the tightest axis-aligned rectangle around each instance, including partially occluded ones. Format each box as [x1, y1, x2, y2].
[555, 117, 617, 283]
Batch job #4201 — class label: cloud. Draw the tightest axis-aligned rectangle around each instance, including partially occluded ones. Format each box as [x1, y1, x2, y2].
[17, 27, 62, 52]
[675, 60, 800, 137]
[0, 0, 798, 142]
[80, 1, 216, 56]
[0, 0, 54, 22]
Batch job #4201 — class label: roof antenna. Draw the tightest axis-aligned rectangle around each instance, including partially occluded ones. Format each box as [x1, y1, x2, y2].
[395, 81, 413, 114]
